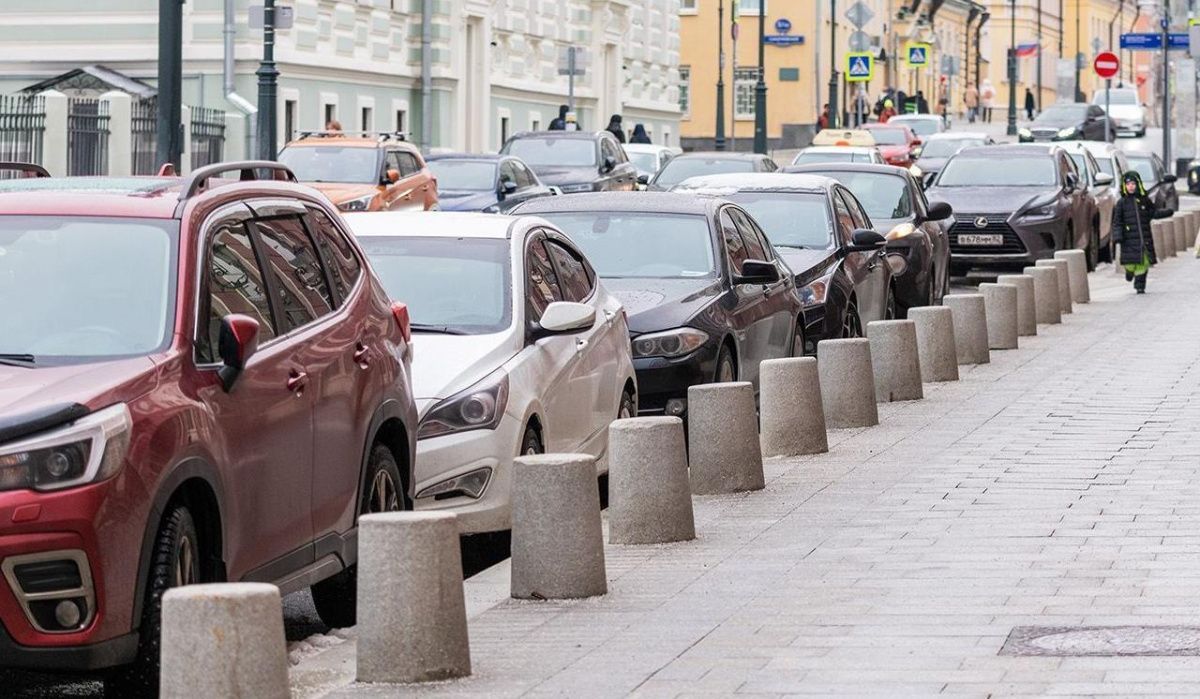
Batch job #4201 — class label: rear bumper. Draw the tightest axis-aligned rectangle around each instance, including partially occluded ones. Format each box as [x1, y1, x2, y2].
[0, 623, 138, 672]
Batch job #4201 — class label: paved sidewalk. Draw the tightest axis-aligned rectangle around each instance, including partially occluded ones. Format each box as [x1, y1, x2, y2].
[298, 253, 1200, 697]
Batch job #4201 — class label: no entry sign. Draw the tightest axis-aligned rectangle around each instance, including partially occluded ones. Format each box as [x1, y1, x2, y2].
[1094, 52, 1120, 79]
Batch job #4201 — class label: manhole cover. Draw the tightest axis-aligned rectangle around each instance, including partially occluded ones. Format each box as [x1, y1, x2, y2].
[1000, 626, 1200, 657]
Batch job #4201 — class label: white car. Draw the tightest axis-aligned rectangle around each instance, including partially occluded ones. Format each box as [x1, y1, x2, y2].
[1093, 88, 1146, 138]
[345, 212, 637, 533]
[887, 114, 947, 138]
[788, 146, 885, 167]
[623, 143, 682, 186]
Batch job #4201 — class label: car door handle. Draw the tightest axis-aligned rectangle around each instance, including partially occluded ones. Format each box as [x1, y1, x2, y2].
[353, 343, 371, 368]
[576, 338, 589, 352]
[287, 369, 309, 394]
[603, 309, 616, 322]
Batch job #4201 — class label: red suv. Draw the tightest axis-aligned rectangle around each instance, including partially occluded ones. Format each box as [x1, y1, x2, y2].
[0, 162, 417, 691]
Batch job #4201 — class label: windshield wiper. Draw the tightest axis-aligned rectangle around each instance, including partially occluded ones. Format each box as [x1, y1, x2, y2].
[409, 325, 470, 336]
[0, 353, 36, 367]
[775, 243, 809, 249]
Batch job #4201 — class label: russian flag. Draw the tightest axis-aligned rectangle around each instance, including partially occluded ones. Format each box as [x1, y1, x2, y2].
[1015, 42, 1040, 58]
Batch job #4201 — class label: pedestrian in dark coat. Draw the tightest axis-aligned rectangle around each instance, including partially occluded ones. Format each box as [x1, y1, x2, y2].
[1111, 170, 1173, 293]
[630, 123, 652, 144]
[549, 105, 569, 130]
[1024, 88, 1036, 120]
[606, 114, 626, 143]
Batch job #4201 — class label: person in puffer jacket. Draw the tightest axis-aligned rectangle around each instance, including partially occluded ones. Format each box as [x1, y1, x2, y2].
[1111, 170, 1173, 294]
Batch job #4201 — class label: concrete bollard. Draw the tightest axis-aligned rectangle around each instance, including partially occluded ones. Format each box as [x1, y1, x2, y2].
[1167, 218, 1179, 257]
[160, 583, 289, 699]
[996, 274, 1038, 337]
[907, 306, 959, 383]
[759, 357, 829, 457]
[511, 454, 606, 599]
[1151, 220, 1168, 261]
[1023, 266, 1061, 325]
[608, 417, 696, 545]
[687, 382, 764, 494]
[1173, 217, 1189, 254]
[1189, 211, 1199, 247]
[1035, 259, 1072, 315]
[943, 294, 990, 365]
[979, 282, 1019, 350]
[817, 338, 879, 428]
[866, 320, 923, 402]
[357, 512, 471, 683]
[1053, 249, 1090, 304]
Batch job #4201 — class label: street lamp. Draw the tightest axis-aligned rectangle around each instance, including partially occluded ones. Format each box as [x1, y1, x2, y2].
[1006, 0, 1018, 136]
[829, 0, 839, 129]
[255, 0, 280, 160]
[715, 0, 727, 151]
[753, 0, 767, 153]
[156, 0, 185, 169]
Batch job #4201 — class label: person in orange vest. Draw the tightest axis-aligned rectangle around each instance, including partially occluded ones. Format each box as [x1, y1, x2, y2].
[879, 99, 896, 123]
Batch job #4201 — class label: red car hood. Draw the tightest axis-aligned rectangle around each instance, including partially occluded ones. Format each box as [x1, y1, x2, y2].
[0, 357, 160, 421]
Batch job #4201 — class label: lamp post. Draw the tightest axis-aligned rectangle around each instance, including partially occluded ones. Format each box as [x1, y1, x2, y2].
[156, 0, 185, 169]
[255, 0, 279, 160]
[715, 0, 726, 150]
[1161, 0, 1170, 168]
[1006, 0, 1018, 136]
[829, 0, 839, 129]
[753, 0, 767, 153]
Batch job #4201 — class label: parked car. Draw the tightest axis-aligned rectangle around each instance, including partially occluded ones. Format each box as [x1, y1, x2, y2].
[887, 114, 947, 138]
[277, 131, 438, 211]
[647, 152, 778, 191]
[927, 144, 1093, 275]
[786, 146, 886, 167]
[811, 129, 877, 147]
[500, 130, 637, 193]
[1126, 151, 1179, 214]
[671, 174, 897, 348]
[861, 123, 922, 168]
[426, 153, 556, 213]
[623, 143, 681, 187]
[513, 192, 803, 417]
[1092, 87, 1147, 137]
[1189, 159, 1200, 195]
[914, 132, 994, 186]
[786, 164, 953, 314]
[1018, 103, 1112, 143]
[0, 162, 418, 691]
[1061, 141, 1118, 267]
[345, 212, 636, 534]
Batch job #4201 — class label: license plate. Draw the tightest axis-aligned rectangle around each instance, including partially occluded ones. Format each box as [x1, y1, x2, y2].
[958, 234, 1002, 246]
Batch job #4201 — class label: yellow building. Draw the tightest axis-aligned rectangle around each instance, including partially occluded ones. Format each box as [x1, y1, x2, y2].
[1064, 0, 1129, 100]
[978, 2, 1065, 116]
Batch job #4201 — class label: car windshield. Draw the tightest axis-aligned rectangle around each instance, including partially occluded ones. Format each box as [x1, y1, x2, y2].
[893, 118, 940, 135]
[1093, 90, 1138, 106]
[0, 216, 177, 362]
[627, 152, 660, 174]
[819, 172, 913, 221]
[505, 137, 597, 167]
[1034, 105, 1087, 125]
[868, 128, 908, 145]
[536, 212, 715, 278]
[722, 192, 834, 249]
[277, 146, 380, 184]
[1128, 157, 1158, 184]
[920, 139, 983, 158]
[792, 151, 859, 165]
[655, 158, 754, 187]
[357, 237, 512, 334]
[428, 160, 496, 191]
[937, 156, 1058, 186]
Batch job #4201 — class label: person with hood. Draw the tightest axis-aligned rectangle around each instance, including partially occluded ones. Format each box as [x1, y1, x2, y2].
[549, 105, 568, 130]
[630, 123, 652, 144]
[1024, 88, 1036, 120]
[879, 98, 896, 123]
[1112, 170, 1173, 294]
[606, 114, 626, 143]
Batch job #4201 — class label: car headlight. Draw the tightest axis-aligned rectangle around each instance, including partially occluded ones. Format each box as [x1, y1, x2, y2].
[417, 371, 509, 439]
[886, 222, 917, 240]
[337, 193, 377, 212]
[1018, 128, 1032, 138]
[1057, 126, 1078, 138]
[1021, 203, 1057, 218]
[631, 327, 709, 359]
[799, 272, 835, 308]
[558, 183, 594, 194]
[0, 404, 131, 492]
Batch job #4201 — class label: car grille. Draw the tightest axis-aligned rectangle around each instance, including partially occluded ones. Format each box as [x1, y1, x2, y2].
[1031, 128, 1058, 140]
[949, 214, 1028, 255]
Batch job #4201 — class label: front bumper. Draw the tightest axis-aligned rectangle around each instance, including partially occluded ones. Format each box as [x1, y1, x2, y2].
[948, 213, 1065, 270]
[0, 623, 138, 672]
[632, 342, 721, 415]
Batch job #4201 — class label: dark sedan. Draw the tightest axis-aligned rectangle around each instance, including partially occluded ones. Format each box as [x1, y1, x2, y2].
[1126, 152, 1179, 214]
[914, 132, 993, 187]
[672, 173, 896, 351]
[927, 144, 1092, 275]
[1018, 103, 1112, 143]
[648, 152, 778, 191]
[512, 192, 803, 417]
[500, 131, 638, 193]
[427, 153, 556, 212]
[787, 164, 952, 314]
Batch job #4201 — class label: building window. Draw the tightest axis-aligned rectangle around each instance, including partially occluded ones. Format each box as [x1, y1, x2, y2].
[501, 116, 510, 144]
[284, 100, 297, 142]
[395, 109, 406, 135]
[679, 0, 698, 13]
[739, 0, 765, 14]
[679, 66, 691, 119]
[361, 106, 373, 132]
[531, 118, 541, 131]
[323, 103, 337, 128]
[734, 67, 758, 120]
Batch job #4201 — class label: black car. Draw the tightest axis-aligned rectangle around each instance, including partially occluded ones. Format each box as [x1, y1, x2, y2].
[426, 153, 556, 212]
[648, 152, 778, 191]
[1019, 103, 1112, 143]
[500, 131, 637, 193]
[671, 174, 896, 350]
[1126, 152, 1179, 214]
[787, 164, 953, 314]
[512, 192, 804, 417]
[927, 144, 1092, 275]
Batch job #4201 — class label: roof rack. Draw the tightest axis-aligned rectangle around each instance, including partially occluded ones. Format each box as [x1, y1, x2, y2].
[175, 160, 297, 211]
[0, 162, 51, 178]
[296, 130, 408, 142]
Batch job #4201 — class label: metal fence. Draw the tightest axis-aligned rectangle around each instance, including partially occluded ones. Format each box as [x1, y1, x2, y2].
[131, 98, 158, 175]
[191, 106, 226, 170]
[67, 98, 110, 176]
[0, 95, 45, 177]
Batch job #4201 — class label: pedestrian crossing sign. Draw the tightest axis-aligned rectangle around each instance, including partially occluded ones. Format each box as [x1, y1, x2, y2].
[906, 42, 931, 68]
[846, 52, 874, 82]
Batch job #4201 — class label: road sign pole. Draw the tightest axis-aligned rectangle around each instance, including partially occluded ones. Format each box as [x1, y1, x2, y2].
[753, 4, 767, 154]
[829, 0, 839, 129]
[1006, 0, 1018, 137]
[1105, 78, 1112, 142]
[568, 47, 576, 115]
[1162, 3, 1171, 170]
[715, 0, 726, 151]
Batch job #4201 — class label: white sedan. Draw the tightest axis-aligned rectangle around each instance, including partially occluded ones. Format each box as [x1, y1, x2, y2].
[345, 212, 637, 534]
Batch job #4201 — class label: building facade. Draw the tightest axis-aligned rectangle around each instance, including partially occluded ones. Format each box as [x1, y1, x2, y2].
[0, 0, 682, 159]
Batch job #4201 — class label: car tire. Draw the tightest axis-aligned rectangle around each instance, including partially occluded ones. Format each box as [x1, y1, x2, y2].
[791, 319, 806, 357]
[520, 424, 544, 456]
[885, 285, 898, 321]
[618, 389, 636, 420]
[840, 301, 863, 339]
[105, 505, 201, 697]
[714, 344, 737, 382]
[311, 443, 404, 630]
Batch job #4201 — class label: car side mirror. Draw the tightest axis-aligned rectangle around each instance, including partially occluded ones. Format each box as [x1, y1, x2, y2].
[636, 173, 650, 185]
[532, 301, 596, 340]
[1094, 173, 1114, 186]
[925, 200, 953, 220]
[602, 156, 617, 173]
[500, 180, 519, 197]
[844, 228, 887, 253]
[1162, 173, 1178, 184]
[217, 314, 260, 392]
[735, 259, 781, 285]
[381, 168, 400, 185]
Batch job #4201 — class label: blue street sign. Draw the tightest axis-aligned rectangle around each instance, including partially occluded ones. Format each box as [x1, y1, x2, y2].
[764, 35, 804, 46]
[774, 18, 792, 34]
[1121, 32, 1191, 50]
[846, 52, 874, 82]
[906, 43, 930, 67]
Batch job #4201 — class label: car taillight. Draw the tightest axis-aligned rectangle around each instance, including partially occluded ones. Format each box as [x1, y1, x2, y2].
[391, 302, 412, 343]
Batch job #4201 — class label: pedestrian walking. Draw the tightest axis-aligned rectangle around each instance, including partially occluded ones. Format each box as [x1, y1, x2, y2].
[630, 123, 652, 144]
[1024, 88, 1036, 120]
[818, 103, 831, 130]
[878, 99, 896, 123]
[549, 105, 569, 130]
[915, 90, 929, 114]
[981, 80, 996, 122]
[964, 85, 979, 122]
[606, 114, 626, 143]
[1112, 171, 1173, 294]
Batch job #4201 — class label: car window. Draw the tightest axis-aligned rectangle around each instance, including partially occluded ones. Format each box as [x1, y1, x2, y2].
[253, 216, 335, 331]
[499, 161, 519, 188]
[526, 237, 563, 319]
[720, 209, 750, 274]
[832, 190, 855, 242]
[545, 239, 593, 302]
[306, 207, 362, 304]
[515, 162, 537, 188]
[1088, 105, 1105, 118]
[202, 224, 276, 363]
[728, 209, 770, 261]
[385, 151, 403, 178]
[838, 189, 870, 230]
[601, 139, 620, 164]
[395, 151, 421, 177]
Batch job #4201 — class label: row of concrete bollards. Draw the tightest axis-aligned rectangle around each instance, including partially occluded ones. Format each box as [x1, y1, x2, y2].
[1129, 210, 1199, 273]
[156, 235, 1167, 694]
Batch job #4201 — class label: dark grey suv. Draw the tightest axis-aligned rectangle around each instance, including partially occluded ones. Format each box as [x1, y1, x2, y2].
[500, 131, 637, 194]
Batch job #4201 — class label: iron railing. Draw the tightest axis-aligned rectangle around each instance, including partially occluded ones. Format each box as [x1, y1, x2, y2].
[190, 106, 226, 170]
[0, 95, 45, 177]
[131, 98, 158, 175]
[67, 98, 110, 176]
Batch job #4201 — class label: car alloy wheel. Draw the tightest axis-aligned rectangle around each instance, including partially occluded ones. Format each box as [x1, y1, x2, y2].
[618, 390, 636, 420]
[841, 302, 862, 338]
[366, 467, 400, 514]
[173, 531, 197, 587]
[522, 425, 544, 455]
[885, 286, 898, 320]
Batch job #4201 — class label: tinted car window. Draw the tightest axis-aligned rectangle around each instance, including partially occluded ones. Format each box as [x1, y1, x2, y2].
[822, 171, 912, 220]
[396, 152, 422, 177]
[655, 158, 755, 187]
[841, 190, 871, 230]
[203, 224, 275, 362]
[536, 212, 716, 278]
[527, 238, 563, 319]
[832, 190, 855, 242]
[506, 137, 598, 167]
[306, 207, 362, 303]
[721, 192, 834, 249]
[546, 239, 593, 302]
[498, 161, 519, 188]
[515, 163, 537, 188]
[937, 156, 1057, 186]
[254, 216, 334, 331]
[728, 209, 769, 261]
[720, 210, 750, 274]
